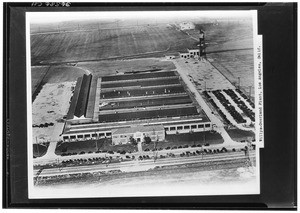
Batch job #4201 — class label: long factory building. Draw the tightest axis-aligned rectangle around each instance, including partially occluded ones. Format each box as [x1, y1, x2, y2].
[62, 70, 212, 145]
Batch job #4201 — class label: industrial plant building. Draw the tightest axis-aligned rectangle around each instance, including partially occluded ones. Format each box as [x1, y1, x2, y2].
[61, 70, 212, 145]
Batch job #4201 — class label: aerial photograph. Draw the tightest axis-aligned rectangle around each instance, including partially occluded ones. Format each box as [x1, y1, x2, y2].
[27, 11, 258, 198]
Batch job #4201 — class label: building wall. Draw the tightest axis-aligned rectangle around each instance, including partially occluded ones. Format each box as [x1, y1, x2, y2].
[164, 122, 212, 135]
[62, 131, 112, 142]
[112, 130, 165, 145]
[180, 53, 190, 59]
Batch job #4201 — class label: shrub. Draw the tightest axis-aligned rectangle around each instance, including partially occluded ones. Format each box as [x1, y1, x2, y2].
[144, 148, 150, 152]
[144, 136, 151, 144]
[204, 143, 210, 146]
[120, 150, 126, 155]
[232, 148, 236, 152]
[171, 146, 177, 149]
[178, 146, 182, 149]
[166, 147, 170, 150]
[183, 145, 189, 148]
[191, 145, 196, 147]
[108, 151, 114, 154]
[88, 151, 93, 154]
[79, 151, 85, 155]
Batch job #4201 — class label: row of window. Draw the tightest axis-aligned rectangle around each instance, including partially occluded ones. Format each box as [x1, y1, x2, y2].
[165, 123, 211, 131]
[113, 131, 164, 139]
[63, 132, 111, 140]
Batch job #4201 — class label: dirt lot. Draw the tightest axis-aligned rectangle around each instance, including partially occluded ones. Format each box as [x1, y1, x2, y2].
[31, 25, 196, 64]
[32, 82, 75, 143]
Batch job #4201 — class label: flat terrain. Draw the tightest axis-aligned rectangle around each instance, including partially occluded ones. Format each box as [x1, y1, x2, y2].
[33, 157, 257, 197]
[31, 25, 196, 65]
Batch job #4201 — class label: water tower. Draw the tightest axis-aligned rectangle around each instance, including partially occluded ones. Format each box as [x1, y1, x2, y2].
[199, 29, 207, 60]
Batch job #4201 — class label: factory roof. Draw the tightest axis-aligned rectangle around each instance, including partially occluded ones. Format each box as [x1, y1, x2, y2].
[66, 74, 92, 119]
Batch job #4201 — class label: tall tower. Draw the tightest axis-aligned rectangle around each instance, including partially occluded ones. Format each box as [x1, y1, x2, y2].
[199, 29, 206, 60]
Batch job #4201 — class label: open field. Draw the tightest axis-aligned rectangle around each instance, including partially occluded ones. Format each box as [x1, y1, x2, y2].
[31, 66, 50, 95]
[32, 82, 75, 142]
[208, 49, 254, 97]
[31, 25, 196, 65]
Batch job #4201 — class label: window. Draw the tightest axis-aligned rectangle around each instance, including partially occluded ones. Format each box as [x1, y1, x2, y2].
[164, 127, 169, 131]
[205, 124, 210, 128]
[170, 127, 176, 131]
[84, 134, 90, 138]
[198, 124, 204, 128]
[184, 125, 190, 130]
[99, 133, 105, 137]
[92, 134, 97, 137]
[70, 136, 76, 139]
[78, 135, 83, 138]
[177, 126, 183, 130]
[106, 132, 112, 136]
[63, 136, 69, 140]
[191, 125, 197, 129]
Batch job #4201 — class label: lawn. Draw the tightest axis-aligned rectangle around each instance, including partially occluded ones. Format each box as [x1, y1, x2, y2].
[142, 131, 224, 151]
[55, 138, 138, 155]
[226, 128, 255, 141]
[33, 143, 49, 158]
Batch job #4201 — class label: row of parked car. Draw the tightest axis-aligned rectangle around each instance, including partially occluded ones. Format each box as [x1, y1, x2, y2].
[203, 91, 232, 125]
[236, 89, 255, 108]
[212, 90, 246, 124]
[223, 89, 255, 122]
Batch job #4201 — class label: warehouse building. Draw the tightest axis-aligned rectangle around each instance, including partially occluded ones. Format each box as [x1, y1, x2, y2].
[62, 70, 212, 144]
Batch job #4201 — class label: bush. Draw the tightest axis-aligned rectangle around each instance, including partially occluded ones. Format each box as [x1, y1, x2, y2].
[144, 148, 150, 152]
[183, 145, 189, 148]
[144, 136, 151, 144]
[171, 146, 177, 149]
[165, 147, 170, 150]
[204, 143, 210, 146]
[191, 145, 196, 147]
[79, 151, 85, 155]
[126, 155, 130, 159]
[232, 148, 236, 152]
[108, 151, 114, 154]
[178, 146, 182, 149]
[120, 150, 126, 155]
[88, 151, 93, 154]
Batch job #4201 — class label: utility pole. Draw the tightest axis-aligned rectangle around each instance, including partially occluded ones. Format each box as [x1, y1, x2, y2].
[36, 137, 39, 157]
[249, 86, 252, 97]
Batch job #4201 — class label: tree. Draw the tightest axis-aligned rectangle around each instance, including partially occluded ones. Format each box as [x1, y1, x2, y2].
[129, 136, 137, 145]
[144, 136, 151, 144]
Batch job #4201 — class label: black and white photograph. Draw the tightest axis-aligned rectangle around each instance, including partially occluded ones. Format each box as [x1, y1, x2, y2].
[26, 10, 261, 198]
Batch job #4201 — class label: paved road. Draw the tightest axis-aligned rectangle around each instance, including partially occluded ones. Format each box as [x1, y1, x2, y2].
[35, 150, 255, 177]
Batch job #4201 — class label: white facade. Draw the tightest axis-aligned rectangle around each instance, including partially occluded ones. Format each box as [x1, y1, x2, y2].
[164, 122, 212, 135]
[112, 125, 165, 145]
